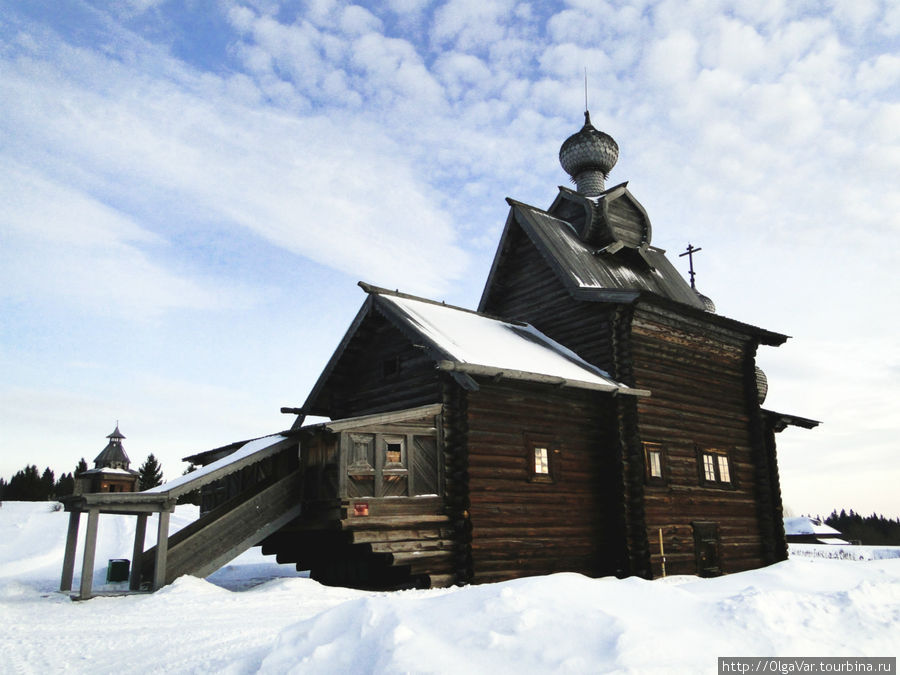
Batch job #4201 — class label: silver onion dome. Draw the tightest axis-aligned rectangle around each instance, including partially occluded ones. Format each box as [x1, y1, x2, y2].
[695, 290, 716, 313]
[559, 111, 619, 196]
[755, 366, 768, 404]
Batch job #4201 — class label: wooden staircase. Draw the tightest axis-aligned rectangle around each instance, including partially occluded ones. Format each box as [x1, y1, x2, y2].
[260, 497, 457, 589]
[140, 469, 304, 586]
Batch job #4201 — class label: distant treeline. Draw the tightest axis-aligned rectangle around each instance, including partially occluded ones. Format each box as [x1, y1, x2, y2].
[0, 462, 82, 501]
[0, 455, 165, 501]
[825, 509, 900, 546]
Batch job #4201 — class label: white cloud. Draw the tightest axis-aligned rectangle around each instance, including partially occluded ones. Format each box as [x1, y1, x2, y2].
[0, 23, 467, 306]
[538, 43, 613, 80]
[350, 33, 446, 109]
[698, 17, 768, 77]
[0, 164, 256, 317]
[433, 52, 494, 100]
[856, 54, 900, 92]
[340, 5, 383, 35]
[641, 30, 699, 88]
[431, 0, 517, 51]
[829, 0, 880, 35]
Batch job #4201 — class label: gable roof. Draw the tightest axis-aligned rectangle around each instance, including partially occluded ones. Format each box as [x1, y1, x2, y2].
[488, 198, 705, 308]
[296, 284, 648, 426]
[479, 197, 789, 346]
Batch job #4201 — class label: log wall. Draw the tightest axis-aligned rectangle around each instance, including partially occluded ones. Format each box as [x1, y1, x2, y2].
[480, 224, 617, 372]
[463, 379, 624, 583]
[318, 311, 442, 419]
[630, 303, 769, 576]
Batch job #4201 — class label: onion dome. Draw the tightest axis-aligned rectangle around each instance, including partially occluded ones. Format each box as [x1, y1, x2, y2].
[695, 289, 716, 313]
[755, 366, 768, 404]
[559, 111, 619, 197]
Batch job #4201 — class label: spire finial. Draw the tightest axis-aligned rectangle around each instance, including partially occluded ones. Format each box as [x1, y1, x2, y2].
[584, 67, 588, 113]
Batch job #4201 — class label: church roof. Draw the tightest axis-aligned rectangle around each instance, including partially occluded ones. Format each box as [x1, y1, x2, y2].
[298, 284, 648, 422]
[501, 198, 706, 307]
[373, 288, 645, 395]
[480, 198, 789, 346]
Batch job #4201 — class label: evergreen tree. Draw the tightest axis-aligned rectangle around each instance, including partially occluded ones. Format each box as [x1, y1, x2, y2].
[75, 458, 88, 476]
[39, 467, 55, 500]
[54, 472, 75, 498]
[0, 477, 7, 499]
[138, 453, 164, 491]
[825, 509, 900, 545]
[7, 465, 42, 500]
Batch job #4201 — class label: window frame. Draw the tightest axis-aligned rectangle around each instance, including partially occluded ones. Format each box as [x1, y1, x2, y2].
[642, 441, 667, 486]
[696, 447, 736, 489]
[525, 433, 559, 484]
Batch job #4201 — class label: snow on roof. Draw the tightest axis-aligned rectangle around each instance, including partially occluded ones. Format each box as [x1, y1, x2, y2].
[380, 294, 639, 394]
[145, 435, 286, 494]
[783, 516, 843, 537]
[79, 467, 137, 476]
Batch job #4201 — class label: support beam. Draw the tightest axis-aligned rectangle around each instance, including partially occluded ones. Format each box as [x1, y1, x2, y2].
[153, 511, 170, 591]
[79, 508, 100, 599]
[130, 514, 148, 591]
[59, 511, 81, 592]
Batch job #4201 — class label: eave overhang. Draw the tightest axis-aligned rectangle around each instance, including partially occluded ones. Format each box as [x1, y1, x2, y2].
[762, 409, 821, 433]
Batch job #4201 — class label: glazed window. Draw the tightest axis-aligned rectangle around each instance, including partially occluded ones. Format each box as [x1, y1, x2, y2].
[643, 442, 666, 485]
[698, 448, 734, 488]
[526, 434, 557, 483]
[534, 447, 550, 475]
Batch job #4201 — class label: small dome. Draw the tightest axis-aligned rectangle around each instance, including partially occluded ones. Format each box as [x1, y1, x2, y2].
[559, 111, 619, 185]
[695, 290, 716, 313]
[755, 367, 768, 404]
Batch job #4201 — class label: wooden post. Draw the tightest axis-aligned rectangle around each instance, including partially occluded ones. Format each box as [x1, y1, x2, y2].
[658, 528, 666, 578]
[79, 508, 100, 599]
[153, 510, 170, 591]
[59, 511, 81, 592]
[130, 514, 147, 591]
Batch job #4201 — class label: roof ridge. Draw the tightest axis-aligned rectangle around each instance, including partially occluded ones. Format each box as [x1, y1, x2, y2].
[357, 281, 527, 326]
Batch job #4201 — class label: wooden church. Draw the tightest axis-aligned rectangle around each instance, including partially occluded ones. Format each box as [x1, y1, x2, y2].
[60, 112, 818, 597]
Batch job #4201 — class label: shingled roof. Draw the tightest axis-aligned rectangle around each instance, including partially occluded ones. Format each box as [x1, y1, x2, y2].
[479, 195, 788, 346]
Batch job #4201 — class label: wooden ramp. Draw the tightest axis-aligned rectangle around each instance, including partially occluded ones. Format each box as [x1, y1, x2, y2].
[140, 469, 304, 585]
[60, 435, 302, 599]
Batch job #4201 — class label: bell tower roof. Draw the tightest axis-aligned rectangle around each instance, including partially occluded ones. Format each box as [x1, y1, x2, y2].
[94, 424, 131, 470]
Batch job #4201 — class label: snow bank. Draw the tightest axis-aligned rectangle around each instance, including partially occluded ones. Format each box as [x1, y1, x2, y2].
[1, 502, 898, 673]
[258, 563, 900, 674]
[790, 543, 900, 561]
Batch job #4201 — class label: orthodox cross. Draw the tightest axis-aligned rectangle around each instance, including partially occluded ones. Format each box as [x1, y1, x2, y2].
[679, 243, 703, 289]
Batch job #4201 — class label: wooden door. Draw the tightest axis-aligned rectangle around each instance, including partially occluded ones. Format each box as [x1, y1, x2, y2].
[692, 521, 721, 577]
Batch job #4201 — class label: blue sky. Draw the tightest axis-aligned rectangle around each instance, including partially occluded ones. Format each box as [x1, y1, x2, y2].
[1, 0, 898, 517]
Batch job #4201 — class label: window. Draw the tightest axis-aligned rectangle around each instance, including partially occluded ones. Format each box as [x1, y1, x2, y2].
[534, 447, 550, 475]
[382, 435, 407, 470]
[643, 442, 666, 485]
[698, 448, 734, 488]
[525, 434, 558, 483]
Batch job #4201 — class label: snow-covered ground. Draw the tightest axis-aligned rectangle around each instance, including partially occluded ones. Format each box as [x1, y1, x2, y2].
[1, 501, 898, 673]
